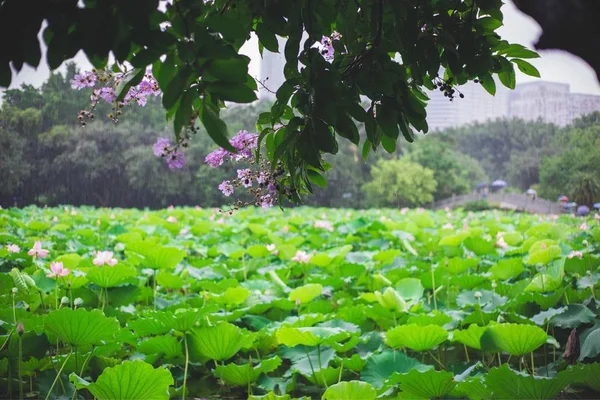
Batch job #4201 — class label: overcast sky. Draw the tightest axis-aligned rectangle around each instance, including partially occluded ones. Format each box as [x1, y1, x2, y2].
[5, 0, 600, 95]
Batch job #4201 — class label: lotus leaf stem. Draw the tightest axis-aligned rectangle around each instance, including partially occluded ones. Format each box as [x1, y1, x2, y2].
[45, 349, 72, 400]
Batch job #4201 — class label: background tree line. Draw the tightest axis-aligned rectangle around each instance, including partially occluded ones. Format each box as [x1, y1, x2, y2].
[1, 65, 599, 209]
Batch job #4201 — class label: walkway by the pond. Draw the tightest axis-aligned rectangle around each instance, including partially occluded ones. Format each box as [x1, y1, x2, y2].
[432, 193, 561, 214]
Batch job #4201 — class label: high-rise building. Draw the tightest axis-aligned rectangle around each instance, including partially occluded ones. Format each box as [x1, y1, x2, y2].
[258, 37, 287, 100]
[508, 81, 571, 125]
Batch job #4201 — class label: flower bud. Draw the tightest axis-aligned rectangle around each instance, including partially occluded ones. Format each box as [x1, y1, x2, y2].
[73, 298, 84, 307]
[16, 321, 24, 336]
[61, 296, 70, 305]
[12, 287, 18, 294]
[374, 287, 406, 313]
[474, 291, 483, 299]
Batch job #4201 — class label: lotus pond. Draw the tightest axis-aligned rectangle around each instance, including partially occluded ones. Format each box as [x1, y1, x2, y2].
[1, 206, 600, 399]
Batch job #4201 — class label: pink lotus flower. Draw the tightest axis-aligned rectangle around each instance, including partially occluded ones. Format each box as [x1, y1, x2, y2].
[266, 244, 279, 255]
[282, 225, 289, 233]
[495, 236, 508, 249]
[179, 229, 189, 236]
[167, 216, 177, 223]
[400, 208, 408, 215]
[93, 251, 118, 266]
[6, 244, 20, 253]
[47, 262, 70, 278]
[442, 223, 453, 229]
[292, 250, 311, 263]
[314, 220, 334, 232]
[28, 241, 49, 258]
[52, 216, 58, 222]
[568, 250, 583, 259]
[579, 222, 589, 231]
[462, 222, 469, 230]
[595, 213, 600, 220]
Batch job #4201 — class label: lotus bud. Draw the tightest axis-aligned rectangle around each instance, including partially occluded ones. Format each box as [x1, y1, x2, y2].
[583, 240, 589, 247]
[114, 242, 125, 251]
[497, 315, 505, 323]
[374, 287, 406, 313]
[373, 273, 392, 287]
[491, 281, 497, 289]
[16, 322, 24, 336]
[474, 291, 483, 299]
[12, 287, 18, 294]
[73, 298, 84, 307]
[61, 296, 70, 305]
[181, 269, 189, 279]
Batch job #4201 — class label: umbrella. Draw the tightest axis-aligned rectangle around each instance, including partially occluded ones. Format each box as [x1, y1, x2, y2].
[577, 205, 590, 216]
[491, 180, 507, 188]
[526, 189, 537, 195]
[476, 183, 488, 189]
[594, 203, 600, 209]
[558, 196, 569, 202]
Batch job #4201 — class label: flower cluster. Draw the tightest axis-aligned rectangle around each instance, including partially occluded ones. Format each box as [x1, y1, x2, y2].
[72, 69, 161, 126]
[205, 130, 281, 210]
[319, 31, 342, 62]
[152, 136, 186, 169]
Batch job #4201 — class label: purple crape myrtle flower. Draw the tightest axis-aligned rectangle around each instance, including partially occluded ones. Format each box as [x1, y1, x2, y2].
[153, 137, 170, 157]
[320, 36, 335, 62]
[218, 181, 234, 196]
[138, 80, 154, 96]
[98, 87, 116, 103]
[71, 71, 97, 89]
[204, 148, 228, 168]
[237, 169, 252, 187]
[260, 194, 274, 208]
[167, 151, 185, 169]
[256, 172, 269, 184]
[267, 182, 277, 193]
[230, 130, 258, 159]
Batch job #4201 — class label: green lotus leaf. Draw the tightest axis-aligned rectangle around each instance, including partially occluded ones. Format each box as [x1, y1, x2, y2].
[360, 351, 432, 389]
[530, 307, 567, 326]
[456, 290, 508, 310]
[128, 316, 171, 337]
[276, 327, 350, 348]
[337, 354, 367, 372]
[247, 244, 270, 258]
[137, 335, 182, 359]
[54, 253, 82, 270]
[454, 377, 492, 400]
[188, 322, 255, 361]
[154, 309, 204, 333]
[393, 369, 456, 399]
[249, 392, 295, 400]
[407, 311, 453, 326]
[549, 304, 596, 329]
[525, 241, 561, 265]
[385, 324, 448, 351]
[289, 283, 323, 304]
[156, 270, 185, 289]
[502, 232, 524, 246]
[281, 345, 336, 374]
[322, 381, 376, 400]
[464, 237, 496, 256]
[71, 360, 173, 400]
[579, 327, 600, 361]
[215, 356, 281, 386]
[488, 258, 525, 280]
[563, 363, 600, 391]
[525, 273, 562, 293]
[127, 241, 186, 269]
[452, 324, 487, 350]
[564, 254, 599, 275]
[44, 308, 120, 347]
[438, 231, 470, 247]
[87, 264, 137, 288]
[480, 323, 547, 356]
[443, 257, 479, 275]
[485, 364, 572, 400]
[395, 278, 424, 300]
[213, 286, 251, 305]
[303, 365, 343, 387]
